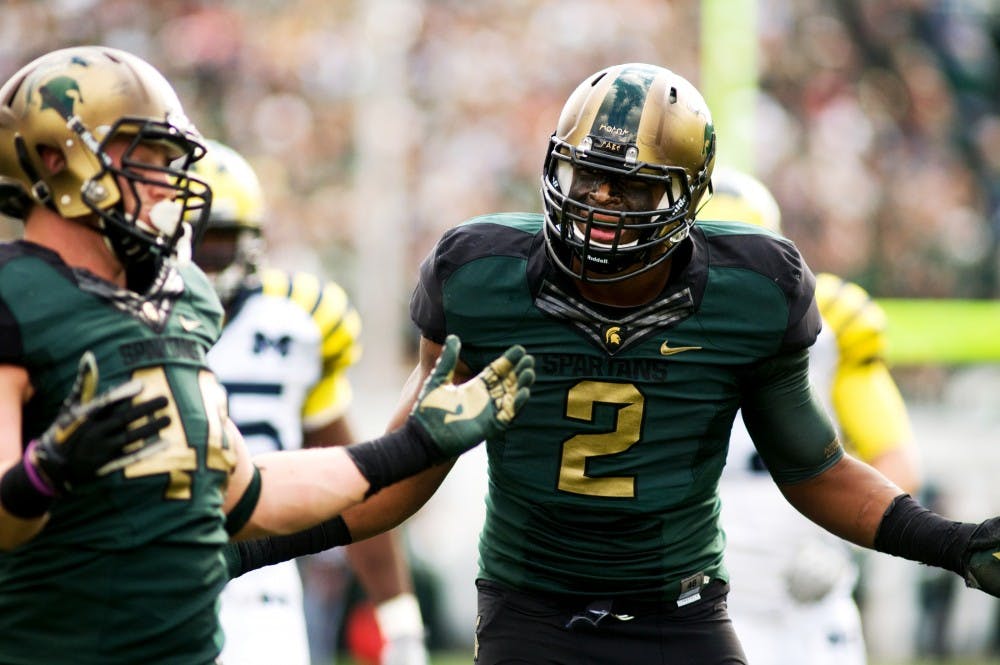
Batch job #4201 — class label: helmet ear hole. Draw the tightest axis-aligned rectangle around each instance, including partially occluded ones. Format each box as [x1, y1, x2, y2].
[36, 145, 66, 175]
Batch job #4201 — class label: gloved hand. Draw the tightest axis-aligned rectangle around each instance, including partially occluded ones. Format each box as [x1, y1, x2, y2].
[30, 351, 170, 494]
[376, 593, 429, 665]
[962, 517, 1000, 596]
[410, 334, 534, 458]
[784, 538, 852, 604]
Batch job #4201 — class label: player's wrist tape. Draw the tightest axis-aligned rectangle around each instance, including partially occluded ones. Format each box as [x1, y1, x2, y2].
[1, 444, 56, 519]
[376, 592, 426, 640]
[345, 418, 443, 498]
[873, 493, 976, 574]
[224, 515, 353, 579]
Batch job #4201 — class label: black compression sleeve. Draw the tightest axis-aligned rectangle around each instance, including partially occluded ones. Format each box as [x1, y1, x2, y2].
[0, 459, 54, 518]
[873, 494, 977, 574]
[225, 515, 353, 579]
[344, 418, 443, 498]
[225, 465, 262, 536]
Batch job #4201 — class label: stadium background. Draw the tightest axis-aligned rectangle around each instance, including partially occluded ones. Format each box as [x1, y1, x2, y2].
[1, 1, 998, 663]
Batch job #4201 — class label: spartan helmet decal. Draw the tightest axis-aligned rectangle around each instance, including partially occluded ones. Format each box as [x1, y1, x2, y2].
[541, 63, 716, 283]
[37, 77, 84, 117]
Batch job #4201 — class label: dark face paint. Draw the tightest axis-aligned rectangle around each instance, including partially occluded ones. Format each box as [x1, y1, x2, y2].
[568, 167, 666, 214]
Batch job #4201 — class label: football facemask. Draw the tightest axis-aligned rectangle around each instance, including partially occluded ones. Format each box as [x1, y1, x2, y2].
[541, 63, 716, 283]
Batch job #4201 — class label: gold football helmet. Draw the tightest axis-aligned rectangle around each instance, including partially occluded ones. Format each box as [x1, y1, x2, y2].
[542, 63, 716, 283]
[699, 166, 782, 233]
[0, 46, 210, 269]
[189, 140, 266, 305]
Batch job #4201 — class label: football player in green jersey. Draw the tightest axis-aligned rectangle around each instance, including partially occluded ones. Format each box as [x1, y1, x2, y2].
[230, 63, 1000, 664]
[0, 46, 533, 665]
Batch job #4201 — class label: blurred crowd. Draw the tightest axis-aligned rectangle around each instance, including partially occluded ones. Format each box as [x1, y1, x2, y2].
[2, 0, 997, 299]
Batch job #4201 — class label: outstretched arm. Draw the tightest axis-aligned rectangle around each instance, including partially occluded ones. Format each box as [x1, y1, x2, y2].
[779, 454, 902, 548]
[781, 446, 1000, 597]
[342, 336, 461, 541]
[225, 336, 532, 574]
[746, 348, 1000, 598]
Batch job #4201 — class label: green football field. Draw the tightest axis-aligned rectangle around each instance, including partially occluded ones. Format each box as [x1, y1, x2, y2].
[878, 298, 1000, 366]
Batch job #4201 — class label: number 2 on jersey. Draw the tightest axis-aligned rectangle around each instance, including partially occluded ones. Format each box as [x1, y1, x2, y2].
[558, 380, 644, 498]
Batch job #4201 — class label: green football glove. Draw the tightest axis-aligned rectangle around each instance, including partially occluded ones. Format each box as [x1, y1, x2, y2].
[30, 351, 171, 494]
[962, 517, 1000, 596]
[410, 334, 534, 458]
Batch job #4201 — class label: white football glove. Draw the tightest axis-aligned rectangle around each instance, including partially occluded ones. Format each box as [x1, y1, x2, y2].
[376, 593, 429, 665]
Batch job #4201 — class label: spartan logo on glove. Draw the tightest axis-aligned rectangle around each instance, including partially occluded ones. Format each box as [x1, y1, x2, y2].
[419, 389, 472, 423]
[410, 335, 535, 458]
[418, 347, 521, 425]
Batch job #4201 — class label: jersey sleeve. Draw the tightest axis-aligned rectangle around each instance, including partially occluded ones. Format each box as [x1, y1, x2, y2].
[179, 262, 225, 345]
[409, 228, 461, 344]
[0, 245, 41, 365]
[262, 270, 362, 431]
[815, 272, 914, 461]
[702, 225, 822, 354]
[0, 294, 23, 365]
[739, 349, 843, 484]
[778, 240, 821, 352]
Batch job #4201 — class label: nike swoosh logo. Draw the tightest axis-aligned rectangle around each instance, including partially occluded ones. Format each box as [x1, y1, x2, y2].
[659, 341, 702, 356]
[178, 315, 202, 332]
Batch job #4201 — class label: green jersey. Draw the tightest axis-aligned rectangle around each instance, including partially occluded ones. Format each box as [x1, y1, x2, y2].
[0, 241, 233, 665]
[410, 214, 840, 601]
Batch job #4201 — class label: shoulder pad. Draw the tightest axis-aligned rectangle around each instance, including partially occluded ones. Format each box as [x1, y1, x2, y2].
[261, 267, 360, 360]
[179, 262, 225, 339]
[815, 272, 886, 363]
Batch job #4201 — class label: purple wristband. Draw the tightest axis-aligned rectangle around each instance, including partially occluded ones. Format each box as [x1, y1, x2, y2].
[23, 440, 56, 497]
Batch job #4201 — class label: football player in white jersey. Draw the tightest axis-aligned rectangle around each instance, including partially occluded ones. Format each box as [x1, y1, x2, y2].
[191, 141, 429, 665]
[702, 167, 922, 665]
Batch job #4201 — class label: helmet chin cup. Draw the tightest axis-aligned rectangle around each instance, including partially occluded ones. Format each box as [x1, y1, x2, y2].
[146, 199, 184, 237]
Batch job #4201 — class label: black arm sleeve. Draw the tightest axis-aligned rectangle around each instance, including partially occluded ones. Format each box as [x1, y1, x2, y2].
[224, 464, 262, 536]
[225, 420, 443, 579]
[0, 458, 54, 518]
[225, 515, 354, 579]
[873, 494, 975, 574]
[344, 418, 444, 498]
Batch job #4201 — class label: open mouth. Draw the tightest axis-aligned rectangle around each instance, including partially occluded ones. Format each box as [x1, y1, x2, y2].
[572, 216, 638, 249]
